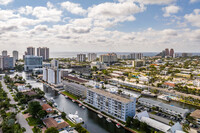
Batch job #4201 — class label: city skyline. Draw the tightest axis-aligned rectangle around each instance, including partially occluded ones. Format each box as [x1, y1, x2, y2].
[0, 0, 199, 53]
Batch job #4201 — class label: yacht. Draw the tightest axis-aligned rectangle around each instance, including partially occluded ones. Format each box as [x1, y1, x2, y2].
[68, 111, 84, 124]
[97, 114, 103, 118]
[53, 103, 58, 107]
[116, 123, 120, 128]
[141, 90, 156, 97]
[72, 100, 75, 103]
[158, 95, 171, 102]
[50, 97, 55, 103]
[106, 118, 111, 123]
[82, 106, 85, 109]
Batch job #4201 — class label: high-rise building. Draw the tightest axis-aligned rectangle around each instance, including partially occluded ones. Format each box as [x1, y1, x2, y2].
[100, 53, 118, 64]
[0, 56, 14, 70]
[86, 88, 136, 122]
[43, 67, 61, 85]
[170, 49, 174, 57]
[51, 59, 59, 69]
[27, 47, 35, 56]
[37, 47, 49, 61]
[2, 50, 7, 56]
[136, 53, 143, 59]
[24, 55, 43, 71]
[165, 48, 169, 56]
[13, 50, 18, 61]
[88, 53, 97, 62]
[77, 54, 86, 62]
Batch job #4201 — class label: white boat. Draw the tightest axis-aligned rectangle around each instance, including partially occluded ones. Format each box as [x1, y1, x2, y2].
[141, 90, 156, 97]
[79, 104, 82, 107]
[158, 95, 171, 102]
[106, 118, 111, 123]
[65, 96, 68, 99]
[68, 111, 84, 124]
[53, 103, 58, 107]
[82, 106, 85, 109]
[72, 100, 75, 102]
[98, 114, 103, 118]
[116, 123, 120, 128]
[50, 97, 55, 103]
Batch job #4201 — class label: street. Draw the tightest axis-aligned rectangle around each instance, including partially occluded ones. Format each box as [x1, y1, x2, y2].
[1, 80, 33, 133]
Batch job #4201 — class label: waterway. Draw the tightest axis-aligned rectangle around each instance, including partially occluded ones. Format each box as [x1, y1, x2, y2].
[10, 72, 199, 133]
[12, 72, 130, 133]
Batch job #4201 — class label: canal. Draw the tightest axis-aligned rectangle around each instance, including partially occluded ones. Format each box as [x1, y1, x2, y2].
[11, 72, 199, 133]
[14, 72, 131, 133]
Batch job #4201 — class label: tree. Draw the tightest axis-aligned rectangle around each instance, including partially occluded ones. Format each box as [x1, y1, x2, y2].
[45, 127, 58, 133]
[38, 110, 47, 119]
[61, 112, 66, 119]
[169, 120, 174, 126]
[125, 116, 132, 127]
[28, 101, 42, 117]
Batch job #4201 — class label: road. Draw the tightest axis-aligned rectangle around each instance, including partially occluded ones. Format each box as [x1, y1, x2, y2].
[1, 80, 33, 133]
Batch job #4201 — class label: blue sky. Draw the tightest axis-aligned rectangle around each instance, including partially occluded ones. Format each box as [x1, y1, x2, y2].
[0, 0, 200, 54]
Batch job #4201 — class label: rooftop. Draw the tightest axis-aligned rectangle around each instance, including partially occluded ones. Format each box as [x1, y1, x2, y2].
[139, 98, 189, 115]
[88, 88, 134, 103]
[190, 109, 200, 119]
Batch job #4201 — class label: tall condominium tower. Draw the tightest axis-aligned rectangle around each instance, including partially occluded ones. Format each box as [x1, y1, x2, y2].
[2, 50, 7, 56]
[27, 47, 35, 56]
[37, 47, 49, 60]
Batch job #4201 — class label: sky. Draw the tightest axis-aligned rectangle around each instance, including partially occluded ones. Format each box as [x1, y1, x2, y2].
[0, 0, 200, 54]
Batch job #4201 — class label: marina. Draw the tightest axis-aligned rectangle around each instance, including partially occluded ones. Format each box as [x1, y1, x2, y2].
[10, 72, 199, 133]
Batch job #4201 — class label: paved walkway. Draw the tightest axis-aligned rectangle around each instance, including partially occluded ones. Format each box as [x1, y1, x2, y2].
[1, 80, 33, 133]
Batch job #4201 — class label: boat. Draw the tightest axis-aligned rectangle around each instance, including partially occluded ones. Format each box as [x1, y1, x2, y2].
[158, 95, 171, 102]
[141, 90, 157, 97]
[68, 111, 84, 124]
[116, 123, 120, 128]
[82, 106, 85, 109]
[72, 100, 75, 102]
[65, 96, 68, 99]
[97, 114, 103, 118]
[50, 97, 55, 103]
[79, 104, 82, 107]
[53, 103, 58, 107]
[106, 118, 111, 123]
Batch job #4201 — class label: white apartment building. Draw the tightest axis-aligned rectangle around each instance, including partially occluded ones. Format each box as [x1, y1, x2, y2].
[86, 88, 136, 122]
[43, 67, 61, 85]
[51, 59, 59, 69]
[63, 81, 87, 98]
[138, 98, 189, 118]
[77, 54, 86, 62]
[100, 53, 118, 64]
[88, 53, 97, 62]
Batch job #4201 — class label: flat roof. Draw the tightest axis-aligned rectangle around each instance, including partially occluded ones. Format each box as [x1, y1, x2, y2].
[139, 98, 189, 114]
[88, 88, 133, 103]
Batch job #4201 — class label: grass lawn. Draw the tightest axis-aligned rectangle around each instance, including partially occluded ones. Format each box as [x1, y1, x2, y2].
[64, 118, 75, 127]
[62, 91, 78, 100]
[26, 117, 42, 126]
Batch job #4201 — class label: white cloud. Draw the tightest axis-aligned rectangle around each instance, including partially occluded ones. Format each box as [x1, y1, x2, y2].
[18, 6, 33, 15]
[118, 0, 176, 5]
[162, 5, 180, 17]
[32, 6, 62, 22]
[0, 9, 19, 20]
[190, 0, 200, 3]
[184, 9, 200, 27]
[87, 2, 145, 28]
[0, 0, 13, 5]
[61, 1, 86, 15]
